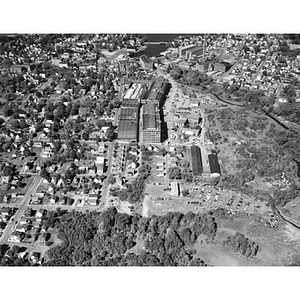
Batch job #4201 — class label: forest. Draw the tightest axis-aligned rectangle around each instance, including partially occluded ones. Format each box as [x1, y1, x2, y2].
[43, 208, 219, 266]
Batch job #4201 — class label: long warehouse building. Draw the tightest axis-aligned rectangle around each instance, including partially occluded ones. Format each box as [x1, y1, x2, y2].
[190, 145, 203, 177]
[208, 154, 221, 175]
[117, 99, 140, 142]
[141, 103, 161, 143]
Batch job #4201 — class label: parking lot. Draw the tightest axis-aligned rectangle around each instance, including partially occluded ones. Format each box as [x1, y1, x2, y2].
[143, 182, 278, 227]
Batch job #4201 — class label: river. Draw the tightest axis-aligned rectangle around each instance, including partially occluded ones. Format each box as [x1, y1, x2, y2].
[144, 34, 182, 43]
[137, 34, 190, 58]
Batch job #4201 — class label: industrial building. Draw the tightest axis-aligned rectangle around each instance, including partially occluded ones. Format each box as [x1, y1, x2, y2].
[190, 145, 203, 177]
[178, 44, 197, 58]
[185, 45, 205, 61]
[208, 154, 221, 175]
[143, 77, 170, 108]
[196, 61, 212, 73]
[123, 83, 147, 100]
[139, 55, 154, 70]
[117, 100, 140, 142]
[141, 103, 161, 143]
[169, 182, 180, 197]
[178, 43, 206, 61]
[213, 62, 231, 73]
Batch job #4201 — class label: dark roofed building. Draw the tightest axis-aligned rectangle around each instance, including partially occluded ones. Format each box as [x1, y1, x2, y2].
[121, 99, 140, 108]
[213, 62, 231, 73]
[150, 77, 169, 94]
[190, 145, 203, 177]
[117, 100, 140, 142]
[141, 103, 161, 143]
[143, 77, 170, 108]
[208, 154, 221, 174]
[147, 90, 164, 102]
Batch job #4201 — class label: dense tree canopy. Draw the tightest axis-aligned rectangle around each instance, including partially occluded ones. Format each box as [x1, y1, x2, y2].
[43, 208, 218, 266]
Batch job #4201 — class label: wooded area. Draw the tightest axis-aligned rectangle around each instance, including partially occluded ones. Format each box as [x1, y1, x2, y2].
[43, 208, 218, 266]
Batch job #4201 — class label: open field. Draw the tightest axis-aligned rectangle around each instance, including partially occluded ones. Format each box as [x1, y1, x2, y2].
[193, 215, 300, 266]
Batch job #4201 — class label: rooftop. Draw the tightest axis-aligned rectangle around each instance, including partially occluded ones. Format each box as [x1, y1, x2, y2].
[142, 103, 160, 130]
[140, 55, 152, 64]
[121, 99, 140, 108]
[190, 145, 203, 176]
[208, 154, 221, 174]
[117, 106, 139, 141]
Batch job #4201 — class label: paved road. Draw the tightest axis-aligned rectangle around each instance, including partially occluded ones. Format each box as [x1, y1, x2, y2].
[26, 203, 101, 212]
[0, 176, 43, 244]
[250, 60, 265, 85]
[100, 142, 114, 208]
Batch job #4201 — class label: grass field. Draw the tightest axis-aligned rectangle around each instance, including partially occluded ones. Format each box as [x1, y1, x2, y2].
[193, 215, 300, 266]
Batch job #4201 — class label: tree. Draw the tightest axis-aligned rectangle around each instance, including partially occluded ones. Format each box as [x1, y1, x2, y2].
[67, 198, 74, 206]
[107, 174, 116, 185]
[82, 132, 89, 141]
[181, 189, 189, 197]
[96, 119, 108, 129]
[105, 125, 116, 142]
[282, 84, 296, 101]
[253, 45, 261, 54]
[168, 167, 181, 179]
[23, 148, 32, 157]
[3, 165, 15, 176]
[209, 176, 220, 186]
[40, 168, 51, 182]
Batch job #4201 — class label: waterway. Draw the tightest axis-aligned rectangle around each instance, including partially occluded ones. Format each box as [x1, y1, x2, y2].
[136, 34, 184, 58]
[141, 44, 168, 58]
[293, 159, 300, 177]
[144, 34, 181, 43]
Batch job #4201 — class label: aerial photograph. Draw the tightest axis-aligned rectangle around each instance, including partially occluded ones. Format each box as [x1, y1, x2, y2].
[1, 33, 300, 267]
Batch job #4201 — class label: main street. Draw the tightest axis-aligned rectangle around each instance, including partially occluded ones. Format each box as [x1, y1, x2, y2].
[0, 176, 43, 244]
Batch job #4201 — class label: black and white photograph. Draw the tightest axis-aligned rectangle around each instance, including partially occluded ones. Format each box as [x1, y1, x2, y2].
[0, 1, 300, 299]
[2, 32, 300, 267]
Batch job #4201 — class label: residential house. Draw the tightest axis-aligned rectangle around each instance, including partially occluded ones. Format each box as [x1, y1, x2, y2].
[0, 207, 10, 216]
[15, 224, 27, 233]
[1, 176, 10, 184]
[36, 209, 46, 219]
[10, 231, 23, 243]
[88, 194, 98, 206]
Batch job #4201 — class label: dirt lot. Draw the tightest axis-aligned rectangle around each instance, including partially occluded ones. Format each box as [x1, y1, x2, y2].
[144, 182, 275, 225]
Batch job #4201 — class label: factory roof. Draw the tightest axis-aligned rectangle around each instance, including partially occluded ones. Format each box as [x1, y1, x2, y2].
[142, 103, 160, 130]
[190, 145, 203, 176]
